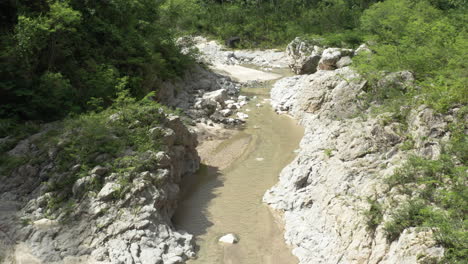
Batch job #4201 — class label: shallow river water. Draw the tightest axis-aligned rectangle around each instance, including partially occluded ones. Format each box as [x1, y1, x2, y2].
[173, 77, 303, 264]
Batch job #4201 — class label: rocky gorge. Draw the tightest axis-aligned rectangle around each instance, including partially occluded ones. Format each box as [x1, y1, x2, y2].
[0, 36, 463, 264]
[264, 38, 458, 263]
[0, 36, 289, 264]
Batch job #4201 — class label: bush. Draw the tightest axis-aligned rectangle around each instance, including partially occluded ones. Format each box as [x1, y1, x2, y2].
[354, 0, 467, 113]
[383, 199, 431, 241]
[382, 120, 467, 261]
[364, 197, 384, 232]
[41, 89, 173, 203]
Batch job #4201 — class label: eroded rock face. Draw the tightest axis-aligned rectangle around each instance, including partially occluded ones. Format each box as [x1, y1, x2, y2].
[0, 114, 200, 264]
[286, 37, 323, 75]
[265, 67, 446, 263]
[285, 38, 357, 74]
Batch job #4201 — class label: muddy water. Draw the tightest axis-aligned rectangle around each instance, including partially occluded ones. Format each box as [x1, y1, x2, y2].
[173, 78, 303, 264]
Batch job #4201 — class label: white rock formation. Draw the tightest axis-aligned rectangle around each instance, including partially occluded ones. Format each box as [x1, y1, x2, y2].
[265, 66, 447, 263]
[180, 36, 289, 68]
[218, 234, 238, 244]
[236, 112, 249, 120]
[286, 37, 323, 74]
[0, 114, 200, 264]
[317, 48, 354, 70]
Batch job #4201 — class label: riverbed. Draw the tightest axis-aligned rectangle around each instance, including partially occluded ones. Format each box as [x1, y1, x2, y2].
[173, 72, 303, 264]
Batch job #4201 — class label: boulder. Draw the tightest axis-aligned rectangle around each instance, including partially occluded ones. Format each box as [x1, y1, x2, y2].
[149, 126, 176, 146]
[336, 56, 352, 68]
[97, 182, 121, 201]
[72, 176, 92, 197]
[286, 37, 323, 74]
[219, 109, 232, 117]
[377, 71, 415, 91]
[154, 151, 171, 167]
[219, 233, 238, 244]
[354, 44, 372, 56]
[318, 48, 353, 70]
[90, 165, 108, 176]
[236, 112, 249, 120]
[198, 89, 228, 112]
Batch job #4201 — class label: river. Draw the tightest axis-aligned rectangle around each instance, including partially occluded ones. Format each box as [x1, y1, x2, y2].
[173, 72, 303, 264]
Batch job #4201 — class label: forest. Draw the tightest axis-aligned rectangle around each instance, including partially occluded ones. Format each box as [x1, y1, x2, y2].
[0, 0, 466, 262]
[1, 0, 466, 126]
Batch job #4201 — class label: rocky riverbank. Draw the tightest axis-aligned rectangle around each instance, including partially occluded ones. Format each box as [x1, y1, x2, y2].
[0, 36, 287, 264]
[263, 38, 456, 263]
[1, 36, 460, 264]
[0, 112, 200, 264]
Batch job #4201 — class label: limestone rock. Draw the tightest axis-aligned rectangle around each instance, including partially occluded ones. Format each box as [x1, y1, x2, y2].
[203, 89, 228, 105]
[236, 112, 249, 120]
[72, 176, 92, 197]
[336, 56, 352, 68]
[318, 48, 354, 70]
[192, 36, 289, 68]
[286, 37, 323, 74]
[219, 233, 238, 244]
[378, 228, 444, 264]
[97, 182, 120, 201]
[377, 71, 415, 91]
[155, 151, 171, 167]
[90, 165, 107, 176]
[266, 64, 447, 264]
[355, 44, 372, 56]
[219, 109, 232, 117]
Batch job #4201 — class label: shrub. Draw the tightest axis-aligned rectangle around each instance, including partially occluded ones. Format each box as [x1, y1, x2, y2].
[355, 0, 467, 113]
[383, 199, 431, 241]
[382, 120, 467, 261]
[364, 197, 384, 232]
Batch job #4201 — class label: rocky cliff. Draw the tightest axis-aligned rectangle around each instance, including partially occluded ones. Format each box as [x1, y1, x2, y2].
[0, 109, 200, 264]
[0, 36, 272, 264]
[263, 40, 457, 263]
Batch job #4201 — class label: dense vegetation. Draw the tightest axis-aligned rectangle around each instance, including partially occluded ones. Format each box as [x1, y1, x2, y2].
[355, 0, 467, 113]
[0, 0, 193, 221]
[164, 0, 466, 109]
[162, 0, 375, 48]
[0, 0, 193, 126]
[40, 89, 177, 215]
[383, 119, 467, 262]
[0, 0, 466, 262]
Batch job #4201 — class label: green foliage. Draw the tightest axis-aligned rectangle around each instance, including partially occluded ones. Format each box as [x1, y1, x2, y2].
[400, 137, 415, 151]
[324, 148, 334, 157]
[364, 197, 384, 232]
[0, 154, 27, 178]
[161, 0, 372, 48]
[0, 119, 40, 148]
[384, 199, 431, 241]
[1, 0, 193, 121]
[383, 121, 467, 262]
[355, 0, 467, 113]
[36, 88, 178, 212]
